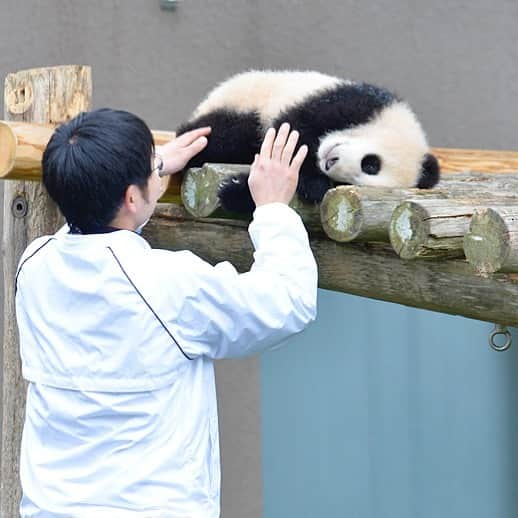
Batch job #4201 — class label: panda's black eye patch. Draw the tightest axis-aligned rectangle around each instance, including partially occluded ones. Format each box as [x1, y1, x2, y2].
[361, 154, 381, 175]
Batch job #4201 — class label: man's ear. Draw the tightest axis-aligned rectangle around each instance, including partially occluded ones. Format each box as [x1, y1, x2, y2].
[123, 184, 140, 214]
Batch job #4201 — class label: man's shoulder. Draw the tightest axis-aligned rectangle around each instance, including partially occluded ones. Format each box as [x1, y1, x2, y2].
[18, 234, 57, 269]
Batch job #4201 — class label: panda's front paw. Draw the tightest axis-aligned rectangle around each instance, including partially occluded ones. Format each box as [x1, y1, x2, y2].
[218, 173, 256, 214]
[297, 174, 333, 204]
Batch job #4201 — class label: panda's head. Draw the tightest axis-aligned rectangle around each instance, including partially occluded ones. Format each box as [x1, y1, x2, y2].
[316, 101, 439, 189]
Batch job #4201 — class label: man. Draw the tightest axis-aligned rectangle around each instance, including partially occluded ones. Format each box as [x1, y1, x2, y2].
[15, 108, 317, 517]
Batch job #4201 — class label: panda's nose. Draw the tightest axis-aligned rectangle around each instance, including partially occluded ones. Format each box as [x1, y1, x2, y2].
[325, 156, 339, 171]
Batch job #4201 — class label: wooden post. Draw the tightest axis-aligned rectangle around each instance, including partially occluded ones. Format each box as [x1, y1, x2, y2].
[0, 65, 91, 516]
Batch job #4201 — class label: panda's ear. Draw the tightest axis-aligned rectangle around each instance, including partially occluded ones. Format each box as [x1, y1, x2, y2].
[416, 153, 440, 189]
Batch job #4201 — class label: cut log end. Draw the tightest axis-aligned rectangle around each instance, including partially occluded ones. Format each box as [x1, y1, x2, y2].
[181, 167, 212, 217]
[320, 186, 363, 242]
[464, 208, 509, 274]
[181, 163, 250, 218]
[0, 122, 16, 178]
[389, 201, 429, 259]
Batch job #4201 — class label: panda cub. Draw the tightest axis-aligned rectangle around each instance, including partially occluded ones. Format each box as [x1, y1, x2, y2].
[176, 70, 440, 213]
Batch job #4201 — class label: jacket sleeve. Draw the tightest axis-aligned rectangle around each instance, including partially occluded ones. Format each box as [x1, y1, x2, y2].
[165, 203, 318, 359]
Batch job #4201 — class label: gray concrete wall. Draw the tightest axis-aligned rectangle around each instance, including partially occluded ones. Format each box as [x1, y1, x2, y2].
[1, 1, 517, 516]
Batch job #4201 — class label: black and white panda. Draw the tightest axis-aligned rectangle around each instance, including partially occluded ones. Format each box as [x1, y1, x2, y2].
[176, 70, 440, 213]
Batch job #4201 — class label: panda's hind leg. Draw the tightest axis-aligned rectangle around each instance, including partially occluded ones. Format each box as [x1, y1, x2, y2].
[176, 109, 261, 170]
[218, 173, 256, 214]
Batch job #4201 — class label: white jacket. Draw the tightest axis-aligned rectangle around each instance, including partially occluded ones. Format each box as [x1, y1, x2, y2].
[15, 203, 317, 517]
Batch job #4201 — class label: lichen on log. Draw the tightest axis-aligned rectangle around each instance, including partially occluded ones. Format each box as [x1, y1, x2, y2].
[464, 207, 518, 274]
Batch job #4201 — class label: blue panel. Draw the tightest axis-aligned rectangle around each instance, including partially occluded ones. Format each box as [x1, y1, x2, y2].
[261, 289, 518, 518]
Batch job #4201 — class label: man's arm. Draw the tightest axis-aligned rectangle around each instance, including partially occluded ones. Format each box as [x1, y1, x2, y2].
[158, 124, 317, 359]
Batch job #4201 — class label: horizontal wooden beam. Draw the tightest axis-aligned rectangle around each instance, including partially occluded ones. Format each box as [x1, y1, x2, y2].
[1, 121, 518, 200]
[433, 147, 518, 174]
[0, 120, 181, 203]
[143, 204, 518, 328]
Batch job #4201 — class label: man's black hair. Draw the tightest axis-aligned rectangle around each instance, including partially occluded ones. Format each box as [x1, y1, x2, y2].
[42, 108, 154, 233]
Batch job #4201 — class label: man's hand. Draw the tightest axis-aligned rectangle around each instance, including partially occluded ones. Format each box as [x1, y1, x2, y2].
[156, 127, 211, 176]
[248, 123, 308, 207]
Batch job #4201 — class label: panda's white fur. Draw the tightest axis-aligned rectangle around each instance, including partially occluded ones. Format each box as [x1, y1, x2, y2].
[177, 70, 439, 212]
[193, 70, 346, 126]
[317, 102, 429, 187]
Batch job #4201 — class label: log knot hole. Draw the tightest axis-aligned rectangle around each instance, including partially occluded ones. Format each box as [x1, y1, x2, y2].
[6, 83, 34, 115]
[11, 195, 28, 218]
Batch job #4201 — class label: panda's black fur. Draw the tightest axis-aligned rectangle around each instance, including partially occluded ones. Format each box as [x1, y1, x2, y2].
[176, 80, 439, 214]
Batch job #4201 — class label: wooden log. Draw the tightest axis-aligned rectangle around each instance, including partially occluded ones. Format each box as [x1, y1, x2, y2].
[2, 123, 518, 177]
[388, 199, 518, 260]
[2, 121, 518, 207]
[162, 146, 518, 210]
[433, 147, 518, 174]
[143, 203, 518, 328]
[320, 185, 448, 243]
[181, 163, 324, 233]
[0, 120, 176, 180]
[181, 163, 249, 217]
[0, 121, 53, 181]
[0, 120, 181, 204]
[0, 65, 92, 517]
[320, 174, 518, 243]
[464, 207, 518, 274]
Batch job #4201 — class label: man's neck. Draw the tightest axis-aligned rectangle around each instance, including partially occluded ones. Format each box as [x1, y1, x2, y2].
[108, 214, 137, 232]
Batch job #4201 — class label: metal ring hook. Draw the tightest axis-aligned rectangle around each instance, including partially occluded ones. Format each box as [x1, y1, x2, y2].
[489, 324, 512, 352]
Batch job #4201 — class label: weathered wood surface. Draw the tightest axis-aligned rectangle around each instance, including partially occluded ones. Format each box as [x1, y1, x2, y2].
[389, 198, 518, 260]
[464, 207, 518, 274]
[1, 65, 91, 517]
[3, 123, 518, 208]
[181, 163, 248, 217]
[143, 203, 518, 328]
[2, 124, 518, 178]
[0, 121, 54, 181]
[0, 119, 180, 204]
[320, 173, 518, 243]
[177, 149, 518, 222]
[319, 185, 446, 243]
[433, 146, 518, 173]
[174, 150, 518, 208]
[180, 163, 324, 233]
[179, 166, 518, 246]
[179, 149, 518, 217]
